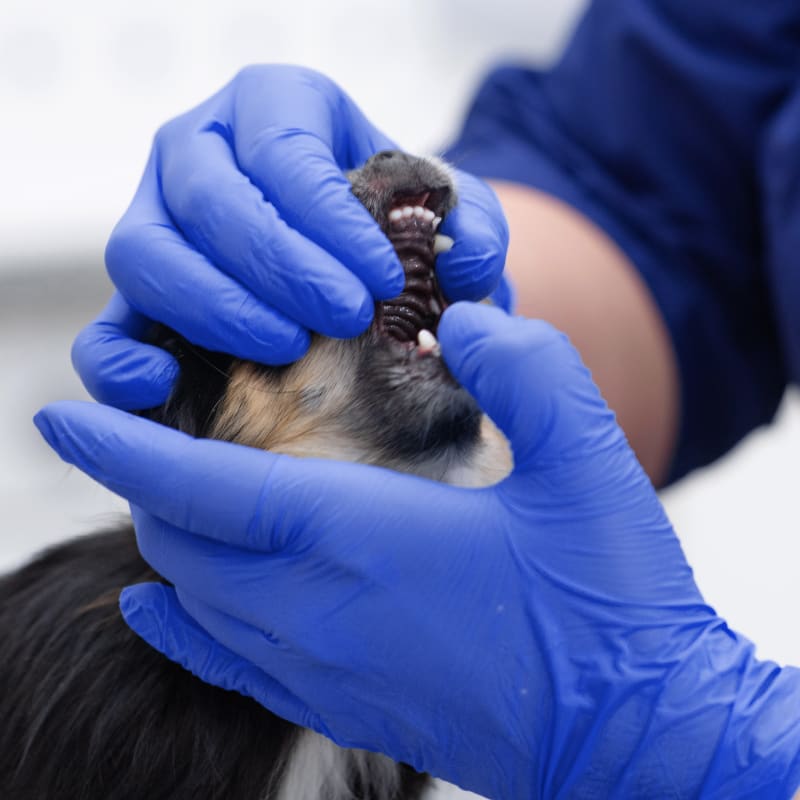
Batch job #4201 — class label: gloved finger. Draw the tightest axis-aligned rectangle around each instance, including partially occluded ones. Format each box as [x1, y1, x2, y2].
[159, 124, 376, 338]
[34, 401, 280, 543]
[33, 400, 477, 555]
[437, 302, 622, 472]
[172, 586, 343, 745]
[488, 272, 516, 314]
[128, 505, 305, 631]
[119, 582, 318, 731]
[435, 171, 508, 302]
[173, 586, 302, 690]
[107, 153, 310, 364]
[231, 66, 404, 300]
[71, 293, 179, 409]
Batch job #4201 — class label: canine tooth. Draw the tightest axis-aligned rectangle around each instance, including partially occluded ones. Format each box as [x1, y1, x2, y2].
[432, 216, 442, 229]
[422, 209, 435, 222]
[418, 328, 436, 347]
[388, 208, 403, 221]
[413, 206, 425, 218]
[402, 206, 414, 218]
[433, 234, 454, 254]
[417, 328, 439, 355]
[429, 297, 441, 315]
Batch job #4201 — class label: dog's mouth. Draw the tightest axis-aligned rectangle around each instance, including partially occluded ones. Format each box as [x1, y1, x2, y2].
[374, 189, 453, 355]
[343, 153, 481, 459]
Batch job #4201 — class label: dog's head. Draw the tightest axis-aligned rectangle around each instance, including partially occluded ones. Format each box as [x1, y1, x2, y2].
[149, 152, 510, 485]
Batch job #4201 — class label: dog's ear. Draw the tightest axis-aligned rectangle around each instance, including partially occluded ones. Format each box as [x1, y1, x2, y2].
[139, 325, 234, 438]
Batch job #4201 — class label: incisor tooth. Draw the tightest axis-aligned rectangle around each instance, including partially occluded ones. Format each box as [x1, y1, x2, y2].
[432, 216, 442, 229]
[413, 206, 424, 218]
[402, 206, 414, 218]
[388, 208, 403, 221]
[433, 234, 454, 254]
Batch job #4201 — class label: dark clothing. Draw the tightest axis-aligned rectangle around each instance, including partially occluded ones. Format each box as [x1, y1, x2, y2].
[446, 0, 800, 482]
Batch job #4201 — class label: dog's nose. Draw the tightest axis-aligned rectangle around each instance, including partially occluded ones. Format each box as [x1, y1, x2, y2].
[372, 150, 401, 161]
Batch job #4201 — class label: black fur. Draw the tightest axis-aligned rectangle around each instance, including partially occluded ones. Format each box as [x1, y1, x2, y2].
[0, 526, 428, 799]
[143, 326, 234, 437]
[350, 345, 481, 463]
[0, 527, 295, 799]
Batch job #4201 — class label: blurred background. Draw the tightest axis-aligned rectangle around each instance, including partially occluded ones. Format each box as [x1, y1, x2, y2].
[2, 0, 799, 670]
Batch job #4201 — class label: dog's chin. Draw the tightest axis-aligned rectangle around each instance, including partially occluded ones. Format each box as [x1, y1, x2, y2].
[349, 329, 482, 464]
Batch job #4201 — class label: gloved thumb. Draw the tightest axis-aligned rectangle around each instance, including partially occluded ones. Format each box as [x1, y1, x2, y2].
[438, 302, 627, 475]
[120, 582, 316, 728]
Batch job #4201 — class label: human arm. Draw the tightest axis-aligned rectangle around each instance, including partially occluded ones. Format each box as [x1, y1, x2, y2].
[445, 0, 800, 483]
[487, 181, 679, 486]
[36, 303, 800, 799]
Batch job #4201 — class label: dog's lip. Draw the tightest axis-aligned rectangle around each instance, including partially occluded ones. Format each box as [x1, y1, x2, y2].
[387, 185, 451, 219]
[375, 194, 450, 348]
[374, 260, 447, 347]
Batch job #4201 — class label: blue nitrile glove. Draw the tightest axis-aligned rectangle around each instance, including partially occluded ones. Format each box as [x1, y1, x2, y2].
[35, 303, 800, 799]
[71, 64, 509, 410]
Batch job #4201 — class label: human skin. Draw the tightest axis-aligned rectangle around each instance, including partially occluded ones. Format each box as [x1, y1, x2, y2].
[489, 180, 679, 486]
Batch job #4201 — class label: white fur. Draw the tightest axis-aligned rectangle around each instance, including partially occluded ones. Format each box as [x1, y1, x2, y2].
[275, 729, 400, 800]
[423, 781, 488, 800]
[276, 730, 488, 800]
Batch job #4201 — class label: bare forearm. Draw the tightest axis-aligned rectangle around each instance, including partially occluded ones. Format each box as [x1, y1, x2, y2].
[489, 180, 679, 486]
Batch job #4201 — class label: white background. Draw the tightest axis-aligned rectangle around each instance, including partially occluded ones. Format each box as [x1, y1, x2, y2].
[2, 0, 799, 678]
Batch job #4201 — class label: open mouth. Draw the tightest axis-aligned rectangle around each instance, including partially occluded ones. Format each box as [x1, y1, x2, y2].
[375, 191, 454, 356]
[345, 152, 482, 457]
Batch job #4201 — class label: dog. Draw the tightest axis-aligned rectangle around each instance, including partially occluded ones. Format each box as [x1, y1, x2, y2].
[0, 150, 511, 800]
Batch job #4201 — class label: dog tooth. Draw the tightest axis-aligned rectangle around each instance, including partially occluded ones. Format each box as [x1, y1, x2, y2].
[388, 208, 403, 221]
[418, 328, 436, 346]
[433, 234, 454, 254]
[422, 209, 435, 222]
[402, 206, 414, 218]
[432, 216, 442, 229]
[417, 328, 438, 354]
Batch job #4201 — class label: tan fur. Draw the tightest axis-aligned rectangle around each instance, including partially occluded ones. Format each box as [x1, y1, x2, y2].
[210, 336, 512, 488]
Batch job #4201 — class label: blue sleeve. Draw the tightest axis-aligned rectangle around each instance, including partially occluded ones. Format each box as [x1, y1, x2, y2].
[445, 0, 800, 482]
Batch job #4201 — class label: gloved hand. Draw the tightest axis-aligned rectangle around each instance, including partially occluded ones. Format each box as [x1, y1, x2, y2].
[71, 64, 510, 410]
[35, 303, 800, 799]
